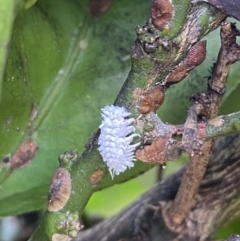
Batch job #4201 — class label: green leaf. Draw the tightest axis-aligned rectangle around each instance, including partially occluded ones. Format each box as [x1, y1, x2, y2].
[0, 0, 150, 216]
[0, 0, 37, 98]
[0, 0, 15, 98]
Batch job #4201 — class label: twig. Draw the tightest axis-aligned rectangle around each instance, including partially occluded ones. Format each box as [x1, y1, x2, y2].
[29, 2, 227, 240]
[74, 134, 240, 241]
[154, 111, 240, 142]
[205, 111, 240, 139]
[166, 21, 240, 228]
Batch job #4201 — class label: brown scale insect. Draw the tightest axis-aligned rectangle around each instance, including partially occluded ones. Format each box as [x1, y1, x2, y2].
[48, 168, 72, 212]
[166, 40, 207, 87]
[90, 170, 104, 187]
[135, 136, 168, 164]
[138, 85, 165, 114]
[184, 40, 207, 69]
[165, 64, 188, 86]
[151, 0, 173, 30]
[11, 139, 38, 169]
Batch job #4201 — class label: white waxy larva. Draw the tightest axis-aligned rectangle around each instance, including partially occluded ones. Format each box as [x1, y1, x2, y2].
[98, 105, 140, 179]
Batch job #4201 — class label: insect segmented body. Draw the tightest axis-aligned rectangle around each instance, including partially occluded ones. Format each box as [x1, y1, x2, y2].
[98, 105, 140, 178]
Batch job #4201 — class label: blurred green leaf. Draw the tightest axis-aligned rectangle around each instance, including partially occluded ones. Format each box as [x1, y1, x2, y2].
[0, 0, 150, 216]
[0, 0, 38, 98]
[215, 216, 240, 239]
[85, 171, 155, 217]
[0, 0, 15, 98]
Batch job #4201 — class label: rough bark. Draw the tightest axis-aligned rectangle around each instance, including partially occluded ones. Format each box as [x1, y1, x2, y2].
[75, 134, 240, 241]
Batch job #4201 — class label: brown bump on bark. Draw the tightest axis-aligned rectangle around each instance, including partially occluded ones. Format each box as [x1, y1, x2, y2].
[90, 0, 112, 15]
[184, 40, 207, 70]
[135, 136, 168, 164]
[138, 85, 165, 114]
[151, 0, 173, 30]
[90, 170, 104, 187]
[48, 168, 72, 212]
[171, 213, 183, 225]
[208, 116, 224, 127]
[165, 63, 188, 86]
[166, 41, 206, 87]
[11, 139, 38, 169]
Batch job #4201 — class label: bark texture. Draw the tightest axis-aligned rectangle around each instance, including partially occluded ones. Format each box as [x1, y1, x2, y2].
[75, 134, 240, 241]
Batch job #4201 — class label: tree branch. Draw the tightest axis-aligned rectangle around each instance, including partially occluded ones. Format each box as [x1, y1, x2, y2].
[75, 19, 240, 241]
[205, 111, 240, 139]
[165, 21, 240, 229]
[75, 134, 240, 241]
[29, 1, 228, 240]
